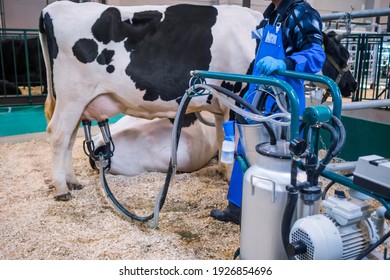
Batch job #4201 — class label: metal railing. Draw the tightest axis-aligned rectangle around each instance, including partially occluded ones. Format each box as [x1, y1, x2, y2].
[0, 28, 46, 106]
[343, 33, 389, 101]
[1, 28, 388, 107]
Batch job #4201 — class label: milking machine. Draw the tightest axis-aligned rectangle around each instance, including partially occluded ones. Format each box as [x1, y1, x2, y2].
[190, 70, 390, 260]
[80, 68, 390, 259]
[81, 111, 185, 227]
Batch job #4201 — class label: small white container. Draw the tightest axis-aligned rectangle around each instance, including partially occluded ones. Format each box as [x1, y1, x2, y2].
[220, 140, 235, 164]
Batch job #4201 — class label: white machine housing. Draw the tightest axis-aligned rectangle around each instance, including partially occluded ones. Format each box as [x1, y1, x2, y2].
[289, 195, 387, 260]
[240, 141, 306, 260]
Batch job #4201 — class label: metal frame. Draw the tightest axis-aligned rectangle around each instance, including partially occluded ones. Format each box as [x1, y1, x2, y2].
[343, 33, 389, 101]
[321, 8, 390, 102]
[0, 28, 46, 106]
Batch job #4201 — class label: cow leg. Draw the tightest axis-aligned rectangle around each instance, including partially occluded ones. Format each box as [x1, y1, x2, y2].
[47, 106, 83, 201]
[65, 123, 83, 191]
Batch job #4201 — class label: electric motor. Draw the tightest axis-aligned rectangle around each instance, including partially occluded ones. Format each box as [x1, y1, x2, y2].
[289, 195, 386, 260]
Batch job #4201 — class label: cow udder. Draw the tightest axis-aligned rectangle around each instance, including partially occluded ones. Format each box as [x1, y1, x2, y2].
[82, 94, 125, 121]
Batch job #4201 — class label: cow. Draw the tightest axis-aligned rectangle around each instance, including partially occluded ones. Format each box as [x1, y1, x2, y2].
[0, 79, 22, 96]
[0, 37, 47, 94]
[90, 35, 357, 180]
[39, 1, 357, 201]
[39, 1, 261, 200]
[91, 112, 218, 176]
[321, 30, 357, 100]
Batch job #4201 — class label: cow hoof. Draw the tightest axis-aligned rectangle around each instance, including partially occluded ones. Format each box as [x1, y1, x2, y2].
[67, 183, 84, 190]
[54, 193, 72, 201]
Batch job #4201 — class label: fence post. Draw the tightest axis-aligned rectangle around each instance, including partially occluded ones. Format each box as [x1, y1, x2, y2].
[242, 0, 251, 8]
[23, 30, 32, 104]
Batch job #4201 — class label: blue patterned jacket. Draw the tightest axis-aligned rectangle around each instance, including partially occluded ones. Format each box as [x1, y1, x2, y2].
[259, 0, 325, 73]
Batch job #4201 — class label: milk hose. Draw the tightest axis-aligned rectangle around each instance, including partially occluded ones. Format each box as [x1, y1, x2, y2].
[282, 183, 299, 259]
[195, 85, 291, 126]
[96, 92, 191, 227]
[245, 86, 290, 116]
[207, 84, 287, 139]
[150, 93, 192, 228]
[330, 115, 346, 156]
[313, 116, 346, 185]
[282, 146, 303, 259]
[195, 112, 215, 127]
[99, 158, 153, 222]
[216, 90, 291, 126]
[194, 84, 287, 145]
[312, 122, 338, 185]
[320, 173, 353, 200]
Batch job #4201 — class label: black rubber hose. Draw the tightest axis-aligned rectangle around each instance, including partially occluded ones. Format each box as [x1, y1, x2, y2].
[282, 187, 299, 260]
[101, 95, 192, 223]
[313, 122, 338, 185]
[318, 123, 338, 164]
[207, 84, 277, 145]
[320, 173, 353, 200]
[257, 88, 270, 111]
[330, 115, 346, 158]
[155, 95, 193, 213]
[313, 116, 345, 185]
[356, 229, 390, 260]
[281, 159, 299, 259]
[290, 157, 298, 187]
[101, 167, 154, 222]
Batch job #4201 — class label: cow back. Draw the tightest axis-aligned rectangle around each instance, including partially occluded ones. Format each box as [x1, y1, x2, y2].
[40, 2, 263, 119]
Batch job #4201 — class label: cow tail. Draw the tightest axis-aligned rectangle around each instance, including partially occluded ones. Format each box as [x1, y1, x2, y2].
[39, 11, 56, 121]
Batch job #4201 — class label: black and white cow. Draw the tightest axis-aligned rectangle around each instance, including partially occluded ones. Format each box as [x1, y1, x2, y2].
[92, 112, 218, 176]
[40, 2, 357, 201]
[322, 30, 357, 98]
[40, 1, 261, 200]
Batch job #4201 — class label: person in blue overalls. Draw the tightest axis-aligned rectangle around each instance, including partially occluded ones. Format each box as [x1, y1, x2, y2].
[210, 0, 326, 224]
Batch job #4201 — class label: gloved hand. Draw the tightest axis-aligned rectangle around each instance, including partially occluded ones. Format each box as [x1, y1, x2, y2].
[256, 56, 286, 76]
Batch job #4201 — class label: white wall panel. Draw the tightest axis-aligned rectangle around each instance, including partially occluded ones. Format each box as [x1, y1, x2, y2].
[3, 0, 46, 29]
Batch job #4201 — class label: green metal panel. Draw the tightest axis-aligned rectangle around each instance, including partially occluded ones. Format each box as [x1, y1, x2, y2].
[0, 105, 47, 136]
[337, 115, 390, 161]
[0, 105, 125, 137]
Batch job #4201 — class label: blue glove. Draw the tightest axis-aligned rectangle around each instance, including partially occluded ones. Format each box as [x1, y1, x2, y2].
[256, 56, 286, 76]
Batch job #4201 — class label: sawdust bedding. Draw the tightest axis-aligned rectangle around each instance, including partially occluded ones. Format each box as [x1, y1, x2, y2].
[0, 136, 240, 260]
[0, 135, 388, 260]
